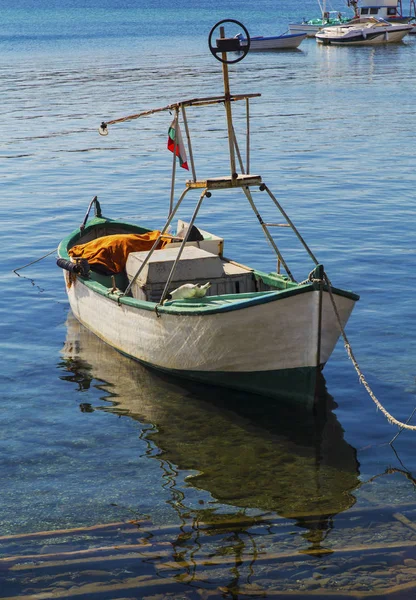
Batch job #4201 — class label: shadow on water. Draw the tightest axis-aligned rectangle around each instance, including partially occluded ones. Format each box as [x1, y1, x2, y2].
[60, 312, 360, 556]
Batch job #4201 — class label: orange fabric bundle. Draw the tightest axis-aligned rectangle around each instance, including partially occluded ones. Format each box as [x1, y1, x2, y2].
[68, 230, 172, 274]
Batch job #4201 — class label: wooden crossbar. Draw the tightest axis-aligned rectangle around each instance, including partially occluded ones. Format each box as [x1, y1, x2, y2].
[103, 93, 261, 127]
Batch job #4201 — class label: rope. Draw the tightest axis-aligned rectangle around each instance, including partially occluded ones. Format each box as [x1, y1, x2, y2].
[13, 248, 58, 275]
[318, 271, 416, 432]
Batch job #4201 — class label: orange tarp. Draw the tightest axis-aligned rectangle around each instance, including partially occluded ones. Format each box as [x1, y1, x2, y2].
[68, 230, 172, 274]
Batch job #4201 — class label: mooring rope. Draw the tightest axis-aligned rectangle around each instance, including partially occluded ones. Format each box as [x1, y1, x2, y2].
[313, 271, 416, 432]
[13, 248, 58, 275]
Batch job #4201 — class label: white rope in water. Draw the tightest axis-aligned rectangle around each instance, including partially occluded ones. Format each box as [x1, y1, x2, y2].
[321, 273, 416, 432]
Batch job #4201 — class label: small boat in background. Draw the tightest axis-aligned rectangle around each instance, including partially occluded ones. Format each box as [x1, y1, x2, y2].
[289, 5, 354, 38]
[316, 16, 412, 44]
[354, 0, 414, 23]
[289, 0, 414, 37]
[235, 31, 307, 50]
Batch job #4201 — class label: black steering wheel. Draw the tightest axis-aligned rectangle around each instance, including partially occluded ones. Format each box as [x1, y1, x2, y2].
[208, 19, 251, 64]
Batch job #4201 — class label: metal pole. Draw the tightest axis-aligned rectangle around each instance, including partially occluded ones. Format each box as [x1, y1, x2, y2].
[123, 186, 192, 297]
[220, 26, 237, 178]
[241, 186, 295, 281]
[246, 98, 250, 175]
[169, 109, 179, 216]
[159, 189, 209, 305]
[232, 126, 245, 174]
[181, 106, 196, 182]
[262, 184, 320, 266]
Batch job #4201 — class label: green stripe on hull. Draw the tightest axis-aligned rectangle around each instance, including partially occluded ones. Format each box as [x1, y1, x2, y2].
[165, 367, 321, 406]
[118, 352, 322, 406]
[58, 217, 359, 316]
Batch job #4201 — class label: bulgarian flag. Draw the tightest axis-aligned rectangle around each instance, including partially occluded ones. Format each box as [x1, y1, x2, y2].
[167, 118, 189, 170]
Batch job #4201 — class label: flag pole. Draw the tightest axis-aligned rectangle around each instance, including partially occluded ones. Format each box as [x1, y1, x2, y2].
[181, 106, 196, 182]
[220, 26, 237, 179]
[169, 108, 179, 216]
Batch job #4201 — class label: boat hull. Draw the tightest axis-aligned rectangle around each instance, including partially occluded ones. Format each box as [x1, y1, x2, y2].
[316, 23, 412, 44]
[244, 33, 307, 50]
[289, 17, 352, 37]
[64, 273, 356, 405]
[288, 24, 323, 37]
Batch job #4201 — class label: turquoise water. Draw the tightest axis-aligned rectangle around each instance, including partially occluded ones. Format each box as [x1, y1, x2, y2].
[1, 1, 416, 597]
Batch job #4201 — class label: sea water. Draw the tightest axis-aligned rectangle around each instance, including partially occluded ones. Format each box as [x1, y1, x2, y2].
[1, 0, 415, 597]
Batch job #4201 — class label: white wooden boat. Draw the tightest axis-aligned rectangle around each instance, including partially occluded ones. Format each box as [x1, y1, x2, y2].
[235, 31, 307, 50]
[57, 21, 359, 406]
[316, 16, 412, 44]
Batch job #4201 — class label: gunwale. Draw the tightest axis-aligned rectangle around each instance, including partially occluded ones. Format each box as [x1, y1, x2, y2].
[58, 216, 359, 318]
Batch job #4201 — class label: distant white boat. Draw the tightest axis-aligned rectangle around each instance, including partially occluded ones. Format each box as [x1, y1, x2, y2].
[235, 31, 307, 50]
[316, 16, 412, 44]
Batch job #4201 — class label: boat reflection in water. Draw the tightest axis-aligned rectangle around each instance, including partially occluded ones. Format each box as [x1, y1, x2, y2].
[61, 313, 360, 560]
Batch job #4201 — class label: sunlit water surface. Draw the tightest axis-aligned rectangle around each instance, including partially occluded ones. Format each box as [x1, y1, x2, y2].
[1, 1, 415, 598]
